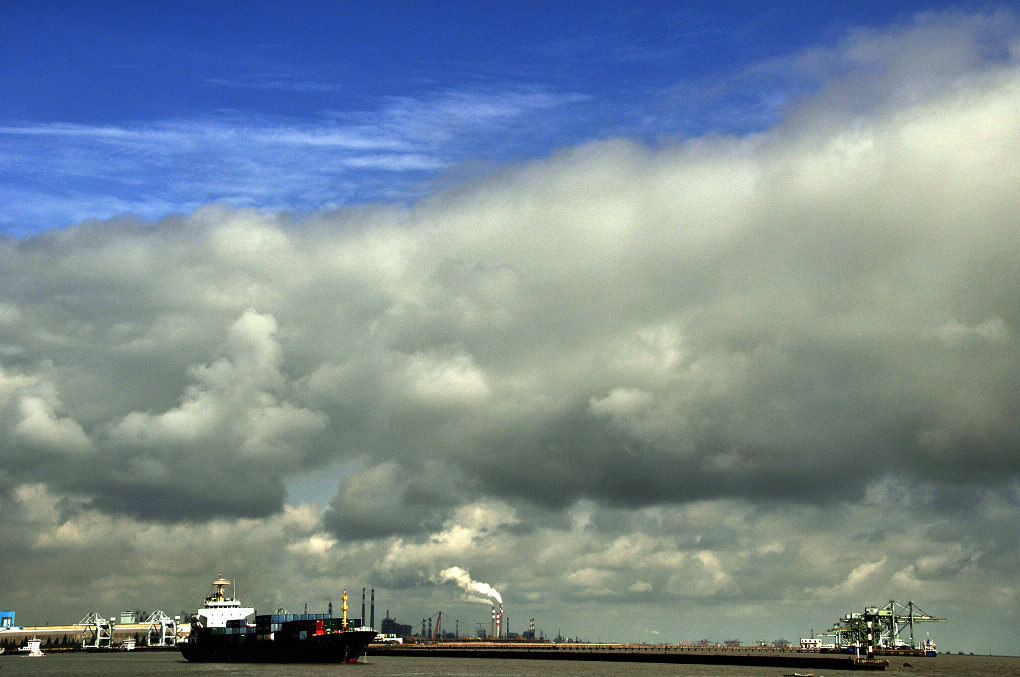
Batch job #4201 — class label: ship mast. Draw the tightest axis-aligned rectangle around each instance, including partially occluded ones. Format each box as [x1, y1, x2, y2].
[210, 572, 232, 602]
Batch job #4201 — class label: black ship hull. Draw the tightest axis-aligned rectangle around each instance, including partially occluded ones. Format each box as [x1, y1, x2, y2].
[179, 628, 376, 663]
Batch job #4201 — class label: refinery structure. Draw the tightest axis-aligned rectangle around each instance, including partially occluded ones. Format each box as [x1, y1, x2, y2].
[380, 601, 536, 643]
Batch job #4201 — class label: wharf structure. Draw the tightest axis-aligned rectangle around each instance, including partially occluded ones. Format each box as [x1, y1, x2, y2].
[0, 610, 181, 652]
[370, 641, 889, 670]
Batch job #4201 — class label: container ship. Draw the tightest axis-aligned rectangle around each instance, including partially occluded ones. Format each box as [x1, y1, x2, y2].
[178, 574, 375, 663]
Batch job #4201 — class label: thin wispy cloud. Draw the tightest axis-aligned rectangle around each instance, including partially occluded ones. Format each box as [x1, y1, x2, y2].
[0, 86, 584, 233]
[205, 76, 342, 93]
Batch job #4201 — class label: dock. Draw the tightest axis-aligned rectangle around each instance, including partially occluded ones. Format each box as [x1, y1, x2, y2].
[369, 642, 889, 670]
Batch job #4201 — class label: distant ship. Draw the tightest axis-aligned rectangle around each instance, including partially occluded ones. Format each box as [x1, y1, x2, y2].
[19, 638, 44, 657]
[922, 635, 937, 657]
[179, 573, 375, 663]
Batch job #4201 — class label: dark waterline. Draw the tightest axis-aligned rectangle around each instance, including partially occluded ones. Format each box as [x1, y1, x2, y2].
[1, 651, 1017, 676]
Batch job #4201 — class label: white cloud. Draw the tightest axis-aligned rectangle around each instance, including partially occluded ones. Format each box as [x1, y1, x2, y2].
[107, 310, 324, 460]
[567, 568, 616, 597]
[406, 351, 492, 404]
[932, 318, 1009, 346]
[589, 387, 655, 418]
[12, 392, 93, 455]
[808, 558, 888, 600]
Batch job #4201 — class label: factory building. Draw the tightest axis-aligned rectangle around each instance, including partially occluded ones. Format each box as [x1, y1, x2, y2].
[380, 610, 413, 637]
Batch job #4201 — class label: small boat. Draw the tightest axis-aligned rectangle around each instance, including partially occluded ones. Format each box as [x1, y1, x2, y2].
[922, 635, 937, 657]
[19, 638, 44, 656]
[119, 638, 136, 651]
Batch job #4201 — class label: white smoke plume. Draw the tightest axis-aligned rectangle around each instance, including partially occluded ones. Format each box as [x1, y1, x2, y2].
[437, 566, 503, 604]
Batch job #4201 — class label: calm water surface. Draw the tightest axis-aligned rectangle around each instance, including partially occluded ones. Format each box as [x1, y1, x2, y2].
[1, 652, 1016, 676]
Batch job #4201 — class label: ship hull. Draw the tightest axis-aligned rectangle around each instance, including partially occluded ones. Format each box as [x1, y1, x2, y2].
[179, 629, 375, 663]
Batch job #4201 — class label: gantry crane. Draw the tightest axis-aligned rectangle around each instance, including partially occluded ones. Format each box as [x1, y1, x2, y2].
[78, 611, 113, 649]
[824, 600, 946, 651]
[143, 609, 178, 646]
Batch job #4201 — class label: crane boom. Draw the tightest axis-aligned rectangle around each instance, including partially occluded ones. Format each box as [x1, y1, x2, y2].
[432, 610, 442, 643]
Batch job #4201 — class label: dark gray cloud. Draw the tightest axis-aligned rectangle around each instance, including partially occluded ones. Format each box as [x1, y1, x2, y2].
[323, 461, 469, 540]
[0, 11, 1017, 655]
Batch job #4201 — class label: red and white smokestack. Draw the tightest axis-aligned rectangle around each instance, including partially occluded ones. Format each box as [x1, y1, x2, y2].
[490, 606, 495, 639]
[497, 603, 503, 639]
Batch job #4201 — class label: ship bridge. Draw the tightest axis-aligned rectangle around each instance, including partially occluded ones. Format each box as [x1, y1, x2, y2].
[196, 573, 254, 628]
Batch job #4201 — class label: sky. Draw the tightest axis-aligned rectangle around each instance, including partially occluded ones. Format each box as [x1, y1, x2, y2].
[0, 0, 1018, 656]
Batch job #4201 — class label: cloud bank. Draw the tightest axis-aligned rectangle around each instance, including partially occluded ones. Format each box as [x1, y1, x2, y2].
[0, 11, 1017, 654]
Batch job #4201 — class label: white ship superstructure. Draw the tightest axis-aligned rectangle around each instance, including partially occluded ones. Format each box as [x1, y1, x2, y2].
[195, 573, 254, 628]
[20, 638, 44, 656]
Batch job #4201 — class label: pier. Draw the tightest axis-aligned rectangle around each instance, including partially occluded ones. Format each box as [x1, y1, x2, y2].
[369, 642, 889, 670]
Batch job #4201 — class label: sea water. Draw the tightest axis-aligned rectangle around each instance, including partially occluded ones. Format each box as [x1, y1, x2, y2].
[1, 651, 1017, 676]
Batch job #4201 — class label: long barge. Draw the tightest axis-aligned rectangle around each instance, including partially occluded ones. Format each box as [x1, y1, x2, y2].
[369, 642, 889, 670]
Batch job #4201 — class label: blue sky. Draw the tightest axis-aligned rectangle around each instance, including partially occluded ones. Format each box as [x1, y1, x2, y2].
[0, 1, 969, 236]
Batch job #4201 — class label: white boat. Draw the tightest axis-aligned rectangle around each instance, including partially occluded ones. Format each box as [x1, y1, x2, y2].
[20, 638, 44, 656]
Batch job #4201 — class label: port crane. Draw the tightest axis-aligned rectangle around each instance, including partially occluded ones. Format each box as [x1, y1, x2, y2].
[824, 600, 946, 650]
[421, 611, 443, 643]
[77, 611, 113, 649]
[432, 610, 442, 643]
[143, 609, 178, 646]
